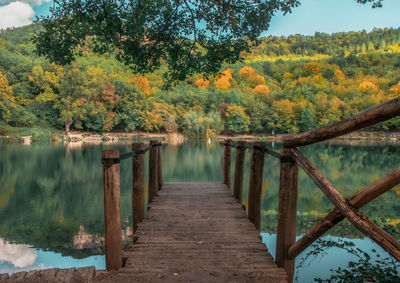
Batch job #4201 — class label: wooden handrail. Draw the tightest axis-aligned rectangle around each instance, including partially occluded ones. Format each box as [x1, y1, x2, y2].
[282, 97, 400, 148]
[289, 148, 400, 262]
[288, 166, 400, 259]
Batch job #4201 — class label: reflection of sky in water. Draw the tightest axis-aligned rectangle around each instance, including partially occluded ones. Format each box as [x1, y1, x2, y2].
[0, 238, 105, 275]
[262, 233, 400, 283]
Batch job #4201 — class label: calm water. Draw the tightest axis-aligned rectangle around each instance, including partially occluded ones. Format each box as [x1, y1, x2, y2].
[0, 140, 399, 281]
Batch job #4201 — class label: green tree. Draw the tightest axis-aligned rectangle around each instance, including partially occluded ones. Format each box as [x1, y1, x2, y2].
[225, 105, 250, 133]
[34, 0, 383, 82]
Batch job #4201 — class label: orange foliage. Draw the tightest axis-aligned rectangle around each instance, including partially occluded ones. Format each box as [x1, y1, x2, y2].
[130, 77, 150, 96]
[253, 84, 270, 96]
[335, 69, 345, 80]
[238, 66, 256, 77]
[390, 81, 400, 93]
[214, 68, 233, 90]
[195, 78, 210, 88]
[238, 66, 265, 85]
[358, 81, 378, 92]
[103, 112, 117, 131]
[302, 62, 320, 76]
[102, 83, 121, 106]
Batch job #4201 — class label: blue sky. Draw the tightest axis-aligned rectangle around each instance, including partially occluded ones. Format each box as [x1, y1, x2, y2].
[1, 0, 400, 36]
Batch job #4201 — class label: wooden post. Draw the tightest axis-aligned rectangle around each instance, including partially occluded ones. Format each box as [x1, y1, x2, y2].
[148, 140, 159, 204]
[222, 139, 232, 189]
[102, 150, 122, 270]
[275, 148, 298, 283]
[132, 143, 145, 233]
[157, 142, 163, 191]
[233, 141, 246, 202]
[247, 142, 266, 231]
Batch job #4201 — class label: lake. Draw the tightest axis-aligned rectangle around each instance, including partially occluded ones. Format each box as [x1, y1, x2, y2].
[0, 139, 399, 282]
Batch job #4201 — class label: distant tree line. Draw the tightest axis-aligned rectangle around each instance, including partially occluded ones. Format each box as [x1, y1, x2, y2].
[0, 24, 399, 137]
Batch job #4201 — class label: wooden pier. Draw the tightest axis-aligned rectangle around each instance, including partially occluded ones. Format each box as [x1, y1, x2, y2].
[1, 97, 400, 282]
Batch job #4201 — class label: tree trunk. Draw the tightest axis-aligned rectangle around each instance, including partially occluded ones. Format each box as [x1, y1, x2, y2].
[65, 118, 73, 132]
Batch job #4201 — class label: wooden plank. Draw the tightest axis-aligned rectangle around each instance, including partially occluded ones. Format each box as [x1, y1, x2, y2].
[157, 142, 163, 191]
[102, 149, 122, 271]
[121, 182, 287, 282]
[290, 148, 400, 262]
[275, 148, 298, 283]
[222, 139, 232, 188]
[132, 142, 145, 233]
[288, 165, 400, 259]
[148, 140, 159, 203]
[233, 141, 246, 202]
[282, 97, 400, 147]
[248, 142, 266, 231]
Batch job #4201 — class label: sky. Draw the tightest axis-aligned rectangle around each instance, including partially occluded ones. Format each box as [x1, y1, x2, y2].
[0, 0, 400, 36]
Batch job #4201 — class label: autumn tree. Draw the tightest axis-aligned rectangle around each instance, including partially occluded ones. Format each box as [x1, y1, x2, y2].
[0, 72, 17, 124]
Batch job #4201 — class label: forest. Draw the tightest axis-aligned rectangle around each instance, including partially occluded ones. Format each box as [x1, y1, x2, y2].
[1, 24, 400, 138]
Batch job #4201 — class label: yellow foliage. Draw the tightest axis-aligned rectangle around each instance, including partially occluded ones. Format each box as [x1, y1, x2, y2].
[253, 84, 270, 96]
[130, 77, 151, 96]
[238, 66, 265, 85]
[335, 69, 345, 81]
[390, 81, 400, 93]
[302, 62, 320, 76]
[238, 66, 256, 77]
[358, 80, 378, 92]
[0, 72, 14, 101]
[195, 78, 210, 88]
[214, 68, 233, 90]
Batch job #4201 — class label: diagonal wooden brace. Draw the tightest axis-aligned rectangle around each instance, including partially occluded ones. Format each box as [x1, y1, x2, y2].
[288, 165, 400, 259]
[289, 148, 400, 262]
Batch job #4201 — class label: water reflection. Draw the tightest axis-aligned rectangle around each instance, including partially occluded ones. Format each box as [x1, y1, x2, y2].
[0, 140, 399, 279]
[0, 239, 36, 269]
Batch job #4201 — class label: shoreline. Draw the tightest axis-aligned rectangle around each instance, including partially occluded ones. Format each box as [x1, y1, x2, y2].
[1, 130, 400, 145]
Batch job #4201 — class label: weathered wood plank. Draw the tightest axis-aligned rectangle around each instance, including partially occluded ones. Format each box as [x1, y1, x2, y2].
[290, 148, 400, 262]
[121, 182, 287, 282]
[288, 165, 400, 259]
[282, 97, 400, 147]
[102, 150, 122, 271]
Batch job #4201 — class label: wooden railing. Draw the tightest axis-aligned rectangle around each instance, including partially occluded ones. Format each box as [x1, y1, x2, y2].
[223, 97, 400, 282]
[101, 140, 163, 270]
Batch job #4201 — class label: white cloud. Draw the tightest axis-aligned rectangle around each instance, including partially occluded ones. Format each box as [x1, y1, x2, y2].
[0, 1, 35, 30]
[0, 238, 37, 268]
[0, 0, 51, 7]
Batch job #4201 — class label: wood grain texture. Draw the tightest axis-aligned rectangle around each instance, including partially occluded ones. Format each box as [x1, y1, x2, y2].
[157, 142, 163, 191]
[288, 166, 400, 259]
[290, 148, 400, 262]
[275, 148, 298, 283]
[148, 140, 159, 204]
[1, 266, 95, 282]
[233, 141, 246, 202]
[282, 97, 400, 147]
[248, 142, 266, 231]
[122, 182, 287, 282]
[222, 139, 232, 188]
[102, 150, 122, 271]
[132, 143, 145, 233]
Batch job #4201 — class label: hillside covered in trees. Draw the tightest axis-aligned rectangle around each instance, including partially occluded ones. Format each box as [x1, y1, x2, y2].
[0, 24, 400, 138]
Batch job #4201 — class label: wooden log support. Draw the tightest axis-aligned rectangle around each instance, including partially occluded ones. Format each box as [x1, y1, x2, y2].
[132, 143, 145, 233]
[282, 97, 400, 147]
[222, 139, 232, 189]
[102, 150, 122, 270]
[247, 142, 266, 231]
[275, 148, 298, 283]
[157, 142, 163, 191]
[290, 148, 400, 262]
[233, 141, 246, 202]
[148, 140, 159, 204]
[288, 166, 400, 259]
